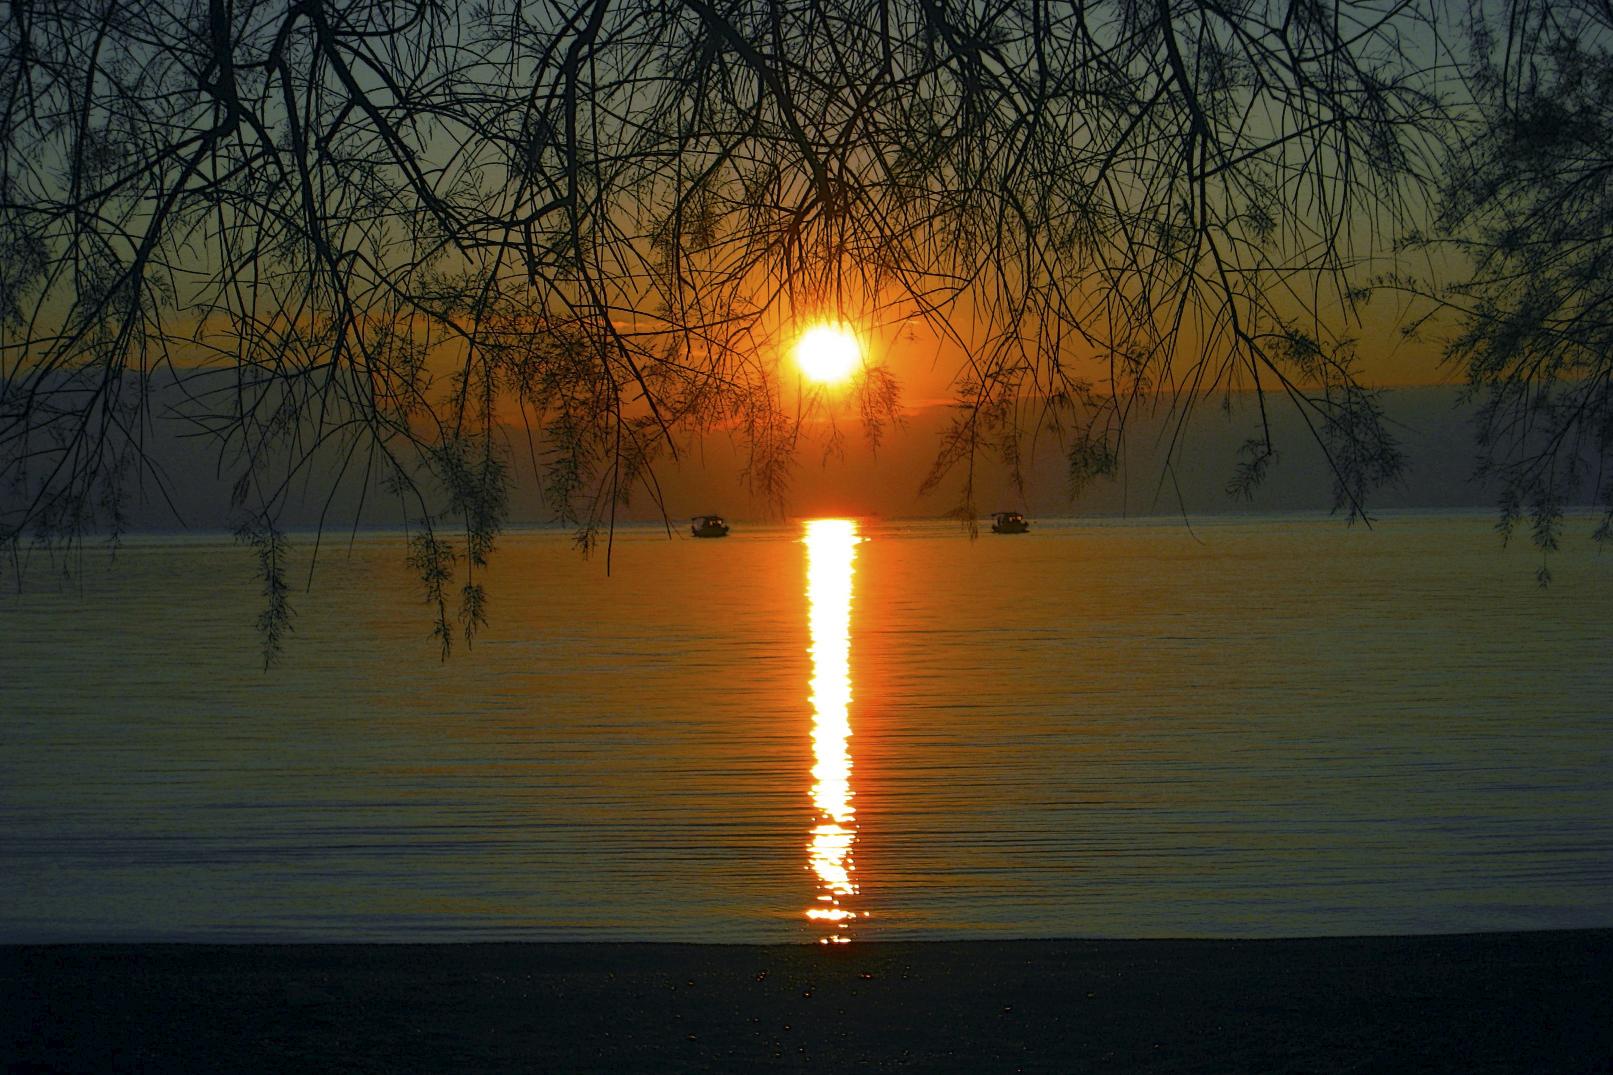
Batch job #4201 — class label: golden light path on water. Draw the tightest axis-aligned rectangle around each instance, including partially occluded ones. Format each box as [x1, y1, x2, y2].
[802, 518, 862, 943]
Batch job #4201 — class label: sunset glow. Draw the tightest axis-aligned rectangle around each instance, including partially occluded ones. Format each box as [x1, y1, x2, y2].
[795, 324, 861, 385]
[803, 517, 862, 941]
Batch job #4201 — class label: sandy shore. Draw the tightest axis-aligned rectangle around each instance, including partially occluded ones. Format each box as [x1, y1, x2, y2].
[4, 931, 1610, 1072]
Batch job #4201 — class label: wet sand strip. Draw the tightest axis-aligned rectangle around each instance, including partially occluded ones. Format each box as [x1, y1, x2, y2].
[4, 931, 1610, 1072]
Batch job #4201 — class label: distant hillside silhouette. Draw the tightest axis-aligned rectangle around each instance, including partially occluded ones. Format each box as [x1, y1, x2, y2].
[49, 380, 1595, 532]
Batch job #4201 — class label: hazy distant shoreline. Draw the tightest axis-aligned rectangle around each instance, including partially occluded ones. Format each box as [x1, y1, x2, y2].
[6, 931, 1610, 1072]
[27, 502, 1611, 539]
[18, 382, 1599, 530]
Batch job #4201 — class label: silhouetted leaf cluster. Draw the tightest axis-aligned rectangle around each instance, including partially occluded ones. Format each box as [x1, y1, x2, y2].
[1432, 0, 1613, 580]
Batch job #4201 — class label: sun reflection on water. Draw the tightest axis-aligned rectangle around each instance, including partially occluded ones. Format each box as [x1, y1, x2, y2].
[803, 518, 862, 942]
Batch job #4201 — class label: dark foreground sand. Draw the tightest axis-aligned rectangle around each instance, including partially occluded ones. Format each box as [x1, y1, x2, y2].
[4, 931, 1610, 1073]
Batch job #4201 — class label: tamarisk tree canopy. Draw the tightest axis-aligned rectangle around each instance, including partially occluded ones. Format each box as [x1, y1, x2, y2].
[8, 0, 1566, 661]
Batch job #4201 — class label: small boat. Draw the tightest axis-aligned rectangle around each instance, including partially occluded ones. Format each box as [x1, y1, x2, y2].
[690, 514, 731, 538]
[991, 511, 1030, 534]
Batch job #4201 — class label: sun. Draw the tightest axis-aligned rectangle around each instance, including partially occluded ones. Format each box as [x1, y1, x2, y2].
[795, 323, 861, 385]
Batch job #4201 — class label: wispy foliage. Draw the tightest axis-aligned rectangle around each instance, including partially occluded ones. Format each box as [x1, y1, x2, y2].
[1428, 0, 1613, 577]
[234, 516, 293, 669]
[406, 529, 458, 661]
[0, 0, 1450, 654]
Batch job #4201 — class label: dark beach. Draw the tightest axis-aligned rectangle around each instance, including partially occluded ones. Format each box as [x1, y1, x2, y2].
[4, 930, 1610, 1073]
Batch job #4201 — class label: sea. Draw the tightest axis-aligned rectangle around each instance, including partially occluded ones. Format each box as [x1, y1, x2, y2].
[2, 512, 1609, 943]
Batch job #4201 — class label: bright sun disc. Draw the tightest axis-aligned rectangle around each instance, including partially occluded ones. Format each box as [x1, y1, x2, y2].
[795, 324, 861, 384]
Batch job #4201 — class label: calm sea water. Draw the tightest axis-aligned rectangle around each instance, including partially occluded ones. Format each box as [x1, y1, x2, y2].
[2, 513, 1610, 943]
